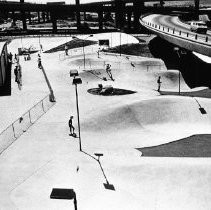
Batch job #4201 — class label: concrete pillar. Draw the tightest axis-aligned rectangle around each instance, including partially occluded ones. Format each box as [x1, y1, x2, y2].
[37, 11, 40, 23]
[28, 12, 32, 24]
[12, 11, 16, 27]
[84, 12, 86, 21]
[127, 12, 131, 30]
[42, 12, 46, 23]
[20, 0, 27, 30]
[133, 1, 144, 30]
[75, 0, 81, 30]
[51, 12, 57, 33]
[115, 0, 125, 29]
[46, 12, 50, 22]
[98, 11, 103, 30]
[195, 0, 199, 20]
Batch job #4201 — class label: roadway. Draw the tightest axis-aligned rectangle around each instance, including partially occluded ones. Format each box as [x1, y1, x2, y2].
[141, 14, 211, 57]
[143, 14, 211, 36]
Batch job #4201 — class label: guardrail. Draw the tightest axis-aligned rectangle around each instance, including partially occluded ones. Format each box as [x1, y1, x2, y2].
[140, 18, 211, 45]
[0, 94, 55, 155]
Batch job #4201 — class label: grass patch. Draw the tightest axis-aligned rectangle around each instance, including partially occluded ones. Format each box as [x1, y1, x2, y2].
[103, 43, 153, 57]
[44, 38, 97, 53]
[137, 134, 211, 157]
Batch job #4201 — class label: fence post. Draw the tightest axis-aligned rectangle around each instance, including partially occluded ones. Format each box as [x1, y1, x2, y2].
[195, 34, 197, 40]
[173, 28, 175, 34]
[187, 32, 189, 37]
[168, 28, 169, 32]
[163, 26, 164, 31]
[29, 110, 32, 124]
[12, 123, 16, 139]
[179, 31, 181, 35]
[41, 99, 45, 112]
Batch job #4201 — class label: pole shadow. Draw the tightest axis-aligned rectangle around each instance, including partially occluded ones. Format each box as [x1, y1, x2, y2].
[159, 89, 209, 114]
[82, 151, 115, 191]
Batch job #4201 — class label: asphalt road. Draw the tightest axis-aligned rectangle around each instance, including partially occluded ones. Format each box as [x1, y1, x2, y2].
[143, 14, 211, 36]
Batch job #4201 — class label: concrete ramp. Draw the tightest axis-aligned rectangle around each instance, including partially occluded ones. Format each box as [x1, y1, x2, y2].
[81, 96, 211, 135]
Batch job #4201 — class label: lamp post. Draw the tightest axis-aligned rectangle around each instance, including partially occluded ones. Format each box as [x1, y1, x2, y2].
[174, 47, 181, 95]
[70, 70, 82, 151]
[119, 31, 122, 56]
[82, 34, 93, 69]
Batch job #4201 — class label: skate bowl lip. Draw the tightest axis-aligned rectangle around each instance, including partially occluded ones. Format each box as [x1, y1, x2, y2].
[87, 87, 137, 96]
[81, 95, 211, 134]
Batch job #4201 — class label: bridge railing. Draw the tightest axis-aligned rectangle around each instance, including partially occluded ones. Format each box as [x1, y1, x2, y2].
[0, 94, 55, 155]
[140, 19, 211, 45]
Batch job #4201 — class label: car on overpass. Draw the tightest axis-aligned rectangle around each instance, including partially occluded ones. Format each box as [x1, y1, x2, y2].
[190, 21, 207, 34]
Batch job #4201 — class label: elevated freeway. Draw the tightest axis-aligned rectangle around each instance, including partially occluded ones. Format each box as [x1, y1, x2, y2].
[140, 14, 211, 57]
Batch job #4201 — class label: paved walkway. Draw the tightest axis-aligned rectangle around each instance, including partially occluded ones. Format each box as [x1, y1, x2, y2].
[1, 33, 211, 210]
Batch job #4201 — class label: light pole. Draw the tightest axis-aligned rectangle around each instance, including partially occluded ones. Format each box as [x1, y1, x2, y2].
[119, 31, 122, 56]
[82, 34, 93, 69]
[174, 47, 181, 95]
[70, 70, 82, 151]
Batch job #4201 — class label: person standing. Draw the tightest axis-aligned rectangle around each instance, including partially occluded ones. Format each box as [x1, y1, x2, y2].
[157, 76, 162, 92]
[14, 65, 18, 83]
[68, 116, 75, 136]
[65, 44, 68, 56]
[38, 54, 42, 69]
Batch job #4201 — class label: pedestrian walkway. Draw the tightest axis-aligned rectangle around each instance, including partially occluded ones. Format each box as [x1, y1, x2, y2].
[1, 33, 211, 210]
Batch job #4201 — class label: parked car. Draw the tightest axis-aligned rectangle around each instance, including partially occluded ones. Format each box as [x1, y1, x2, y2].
[190, 21, 207, 34]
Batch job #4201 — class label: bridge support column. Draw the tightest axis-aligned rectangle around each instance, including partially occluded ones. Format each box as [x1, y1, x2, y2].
[195, 0, 199, 20]
[28, 12, 32, 25]
[37, 12, 40, 23]
[20, 0, 27, 30]
[127, 12, 131, 30]
[98, 11, 103, 31]
[84, 12, 86, 21]
[133, 1, 144, 30]
[21, 11, 27, 30]
[75, 0, 81, 30]
[115, 0, 125, 29]
[46, 12, 50, 22]
[42, 12, 46, 23]
[11, 11, 16, 27]
[51, 12, 57, 33]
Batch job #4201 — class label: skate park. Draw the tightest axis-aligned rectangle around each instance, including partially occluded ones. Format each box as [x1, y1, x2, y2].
[1, 32, 211, 209]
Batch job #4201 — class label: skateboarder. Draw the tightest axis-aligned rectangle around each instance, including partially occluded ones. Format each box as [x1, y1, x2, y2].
[65, 44, 68, 56]
[38, 54, 42, 69]
[106, 64, 114, 81]
[68, 116, 75, 136]
[157, 76, 162, 92]
[97, 48, 100, 58]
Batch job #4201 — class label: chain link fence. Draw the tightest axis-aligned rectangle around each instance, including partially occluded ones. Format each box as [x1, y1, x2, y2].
[0, 94, 55, 155]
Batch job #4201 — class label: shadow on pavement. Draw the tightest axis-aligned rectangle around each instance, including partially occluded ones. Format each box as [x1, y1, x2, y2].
[82, 151, 115, 190]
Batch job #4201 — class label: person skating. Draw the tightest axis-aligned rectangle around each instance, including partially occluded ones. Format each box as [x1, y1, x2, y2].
[65, 44, 68, 56]
[69, 116, 76, 136]
[157, 76, 162, 92]
[106, 64, 114, 81]
[14, 65, 18, 83]
[38, 54, 42, 69]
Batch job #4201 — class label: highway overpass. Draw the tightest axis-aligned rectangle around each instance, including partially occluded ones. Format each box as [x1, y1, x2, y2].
[140, 14, 211, 57]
